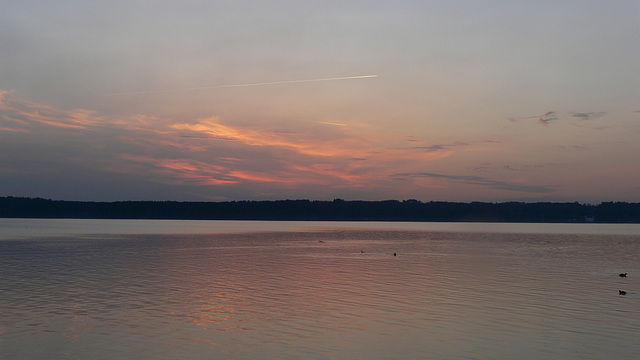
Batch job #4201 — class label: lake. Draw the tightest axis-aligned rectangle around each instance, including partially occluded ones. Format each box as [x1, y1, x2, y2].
[1, 219, 639, 359]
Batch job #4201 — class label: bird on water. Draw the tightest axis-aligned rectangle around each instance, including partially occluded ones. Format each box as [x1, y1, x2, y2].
[619, 273, 627, 277]
[619, 290, 627, 295]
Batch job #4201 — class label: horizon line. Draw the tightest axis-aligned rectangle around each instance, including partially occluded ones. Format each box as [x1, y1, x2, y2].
[0, 196, 633, 205]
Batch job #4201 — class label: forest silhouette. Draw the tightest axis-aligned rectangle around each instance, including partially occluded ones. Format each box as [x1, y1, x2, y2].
[2, 197, 640, 223]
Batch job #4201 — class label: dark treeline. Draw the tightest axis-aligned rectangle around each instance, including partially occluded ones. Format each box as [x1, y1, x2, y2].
[2, 196, 640, 222]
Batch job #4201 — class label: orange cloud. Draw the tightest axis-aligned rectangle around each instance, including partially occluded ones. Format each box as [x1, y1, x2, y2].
[171, 117, 377, 158]
[1, 88, 464, 196]
[120, 154, 239, 185]
[0, 90, 98, 130]
[0, 126, 29, 133]
[227, 170, 300, 184]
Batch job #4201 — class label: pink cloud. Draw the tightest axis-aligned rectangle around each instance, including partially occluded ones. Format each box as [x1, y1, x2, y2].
[1, 89, 468, 198]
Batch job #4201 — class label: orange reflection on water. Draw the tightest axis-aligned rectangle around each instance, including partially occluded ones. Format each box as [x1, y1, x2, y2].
[151, 231, 451, 349]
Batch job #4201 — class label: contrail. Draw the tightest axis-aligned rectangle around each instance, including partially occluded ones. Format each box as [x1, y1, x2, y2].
[106, 75, 379, 96]
[318, 121, 348, 127]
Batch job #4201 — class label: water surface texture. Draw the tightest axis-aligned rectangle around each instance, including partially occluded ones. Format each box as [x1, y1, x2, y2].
[1, 220, 639, 359]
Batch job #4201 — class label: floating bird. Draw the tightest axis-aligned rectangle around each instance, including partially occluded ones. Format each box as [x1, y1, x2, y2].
[619, 290, 627, 295]
[393, 253, 397, 256]
[619, 273, 627, 277]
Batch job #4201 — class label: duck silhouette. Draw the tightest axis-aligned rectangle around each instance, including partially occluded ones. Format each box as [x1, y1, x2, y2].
[619, 273, 627, 277]
[619, 290, 627, 295]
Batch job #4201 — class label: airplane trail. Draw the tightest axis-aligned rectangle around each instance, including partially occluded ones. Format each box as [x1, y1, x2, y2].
[106, 75, 379, 96]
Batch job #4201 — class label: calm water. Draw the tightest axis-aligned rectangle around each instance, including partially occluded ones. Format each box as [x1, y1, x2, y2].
[1, 220, 639, 359]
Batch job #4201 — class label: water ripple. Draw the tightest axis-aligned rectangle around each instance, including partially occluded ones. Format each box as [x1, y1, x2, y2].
[1, 228, 639, 359]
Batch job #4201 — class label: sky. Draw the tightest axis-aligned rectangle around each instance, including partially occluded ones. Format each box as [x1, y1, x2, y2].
[1, 1, 639, 202]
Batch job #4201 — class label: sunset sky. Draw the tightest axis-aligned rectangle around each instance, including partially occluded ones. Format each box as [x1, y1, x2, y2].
[2, 1, 639, 202]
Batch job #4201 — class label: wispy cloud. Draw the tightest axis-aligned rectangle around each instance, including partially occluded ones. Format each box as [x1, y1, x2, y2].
[508, 111, 607, 126]
[571, 112, 606, 120]
[506, 111, 557, 125]
[401, 136, 470, 154]
[8, 89, 573, 200]
[0, 90, 103, 131]
[1, 89, 457, 197]
[413, 142, 469, 153]
[468, 162, 562, 173]
[537, 111, 558, 126]
[394, 172, 556, 193]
